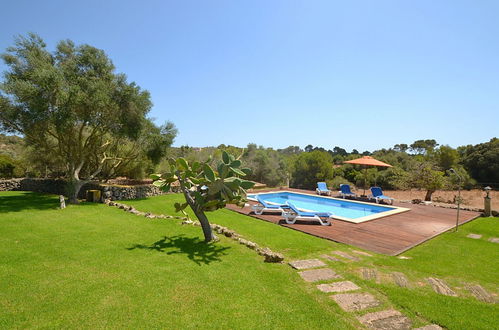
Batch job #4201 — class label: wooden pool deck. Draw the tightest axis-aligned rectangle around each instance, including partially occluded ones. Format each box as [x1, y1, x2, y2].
[227, 188, 480, 256]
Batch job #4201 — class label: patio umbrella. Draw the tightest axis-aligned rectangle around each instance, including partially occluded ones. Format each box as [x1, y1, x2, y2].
[343, 156, 392, 196]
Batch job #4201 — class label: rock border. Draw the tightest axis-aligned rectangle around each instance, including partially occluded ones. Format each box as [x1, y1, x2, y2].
[104, 199, 284, 263]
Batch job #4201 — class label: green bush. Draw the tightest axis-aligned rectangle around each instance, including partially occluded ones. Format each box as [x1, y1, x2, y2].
[0, 154, 22, 178]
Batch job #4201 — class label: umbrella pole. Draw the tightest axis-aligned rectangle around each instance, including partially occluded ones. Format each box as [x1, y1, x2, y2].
[363, 166, 367, 196]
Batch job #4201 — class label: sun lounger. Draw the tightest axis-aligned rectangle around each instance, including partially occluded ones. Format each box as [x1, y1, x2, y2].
[281, 202, 333, 226]
[339, 184, 356, 199]
[368, 187, 394, 205]
[316, 182, 331, 196]
[251, 195, 286, 215]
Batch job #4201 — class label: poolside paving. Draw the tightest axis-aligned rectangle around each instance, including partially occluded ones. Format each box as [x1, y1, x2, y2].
[361, 268, 379, 281]
[298, 268, 341, 282]
[352, 250, 372, 257]
[489, 237, 499, 243]
[466, 284, 496, 303]
[316, 281, 360, 293]
[392, 272, 410, 288]
[332, 250, 361, 261]
[357, 309, 412, 329]
[414, 325, 443, 330]
[320, 254, 344, 262]
[427, 277, 457, 296]
[288, 259, 326, 270]
[331, 292, 381, 311]
[227, 188, 480, 255]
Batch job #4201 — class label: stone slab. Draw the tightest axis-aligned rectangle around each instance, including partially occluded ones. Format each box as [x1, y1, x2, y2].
[298, 268, 341, 282]
[397, 256, 412, 260]
[361, 268, 379, 281]
[489, 237, 499, 244]
[332, 250, 361, 261]
[467, 284, 496, 303]
[358, 309, 412, 329]
[427, 277, 457, 296]
[466, 233, 482, 239]
[330, 293, 380, 311]
[316, 281, 360, 293]
[414, 325, 443, 330]
[289, 259, 326, 270]
[352, 250, 372, 257]
[392, 272, 410, 288]
[320, 254, 343, 262]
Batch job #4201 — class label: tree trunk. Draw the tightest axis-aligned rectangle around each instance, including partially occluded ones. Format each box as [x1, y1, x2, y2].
[424, 189, 435, 201]
[67, 178, 85, 204]
[193, 208, 217, 242]
[176, 172, 217, 242]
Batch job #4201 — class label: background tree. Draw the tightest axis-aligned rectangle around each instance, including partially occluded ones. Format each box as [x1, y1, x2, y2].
[152, 151, 254, 242]
[242, 144, 288, 187]
[291, 150, 334, 189]
[434, 145, 459, 171]
[406, 162, 446, 201]
[0, 34, 176, 202]
[459, 138, 499, 187]
[409, 139, 438, 155]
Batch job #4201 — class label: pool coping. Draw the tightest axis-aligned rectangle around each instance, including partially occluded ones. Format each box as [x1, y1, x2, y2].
[247, 190, 411, 224]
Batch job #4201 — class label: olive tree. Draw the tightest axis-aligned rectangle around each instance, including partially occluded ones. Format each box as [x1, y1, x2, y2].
[152, 151, 254, 242]
[0, 34, 170, 202]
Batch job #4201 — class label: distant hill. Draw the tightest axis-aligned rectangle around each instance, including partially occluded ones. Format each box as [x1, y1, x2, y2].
[0, 134, 24, 159]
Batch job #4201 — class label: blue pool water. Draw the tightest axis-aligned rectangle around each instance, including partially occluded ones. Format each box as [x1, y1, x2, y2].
[247, 191, 395, 220]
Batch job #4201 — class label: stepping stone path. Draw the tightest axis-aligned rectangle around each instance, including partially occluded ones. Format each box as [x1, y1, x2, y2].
[397, 256, 412, 260]
[298, 268, 341, 282]
[489, 237, 499, 244]
[361, 268, 379, 282]
[427, 277, 457, 296]
[467, 233, 482, 239]
[291, 260, 438, 328]
[467, 284, 496, 303]
[331, 293, 380, 311]
[332, 250, 361, 261]
[352, 250, 372, 257]
[289, 259, 326, 270]
[316, 281, 360, 293]
[320, 254, 343, 262]
[357, 309, 412, 329]
[392, 272, 410, 288]
[414, 325, 443, 330]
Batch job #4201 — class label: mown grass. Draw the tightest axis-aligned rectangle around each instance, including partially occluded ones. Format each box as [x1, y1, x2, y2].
[127, 194, 499, 330]
[0, 191, 355, 329]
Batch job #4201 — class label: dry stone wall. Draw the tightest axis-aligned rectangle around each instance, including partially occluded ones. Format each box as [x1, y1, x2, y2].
[0, 178, 176, 201]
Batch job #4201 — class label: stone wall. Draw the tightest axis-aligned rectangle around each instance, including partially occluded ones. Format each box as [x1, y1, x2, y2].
[0, 178, 67, 195]
[0, 178, 176, 201]
[89, 183, 171, 201]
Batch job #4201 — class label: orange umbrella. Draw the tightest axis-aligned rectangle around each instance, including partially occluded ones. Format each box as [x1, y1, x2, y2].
[343, 156, 392, 196]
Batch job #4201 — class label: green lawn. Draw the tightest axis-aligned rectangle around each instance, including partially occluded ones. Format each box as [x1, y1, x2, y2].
[127, 194, 499, 330]
[1, 191, 498, 329]
[0, 191, 354, 329]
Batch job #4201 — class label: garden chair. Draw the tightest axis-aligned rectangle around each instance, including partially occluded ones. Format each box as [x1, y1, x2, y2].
[281, 202, 333, 226]
[316, 182, 331, 196]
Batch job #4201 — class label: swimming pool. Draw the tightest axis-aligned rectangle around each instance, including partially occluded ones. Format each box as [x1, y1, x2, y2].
[247, 191, 410, 223]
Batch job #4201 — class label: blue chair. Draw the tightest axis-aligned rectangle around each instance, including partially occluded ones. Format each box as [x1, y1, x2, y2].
[369, 187, 394, 205]
[316, 182, 331, 196]
[251, 195, 286, 215]
[281, 202, 333, 226]
[340, 184, 356, 199]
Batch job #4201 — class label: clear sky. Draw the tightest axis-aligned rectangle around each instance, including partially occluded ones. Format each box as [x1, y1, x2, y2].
[1, 0, 498, 152]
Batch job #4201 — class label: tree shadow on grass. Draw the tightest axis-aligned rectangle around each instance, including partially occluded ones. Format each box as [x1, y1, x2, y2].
[0, 191, 60, 213]
[127, 235, 231, 265]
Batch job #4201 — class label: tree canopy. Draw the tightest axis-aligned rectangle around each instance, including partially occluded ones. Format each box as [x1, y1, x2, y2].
[0, 33, 176, 202]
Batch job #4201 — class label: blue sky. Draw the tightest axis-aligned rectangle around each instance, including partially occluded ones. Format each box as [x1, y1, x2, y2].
[1, 0, 498, 152]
